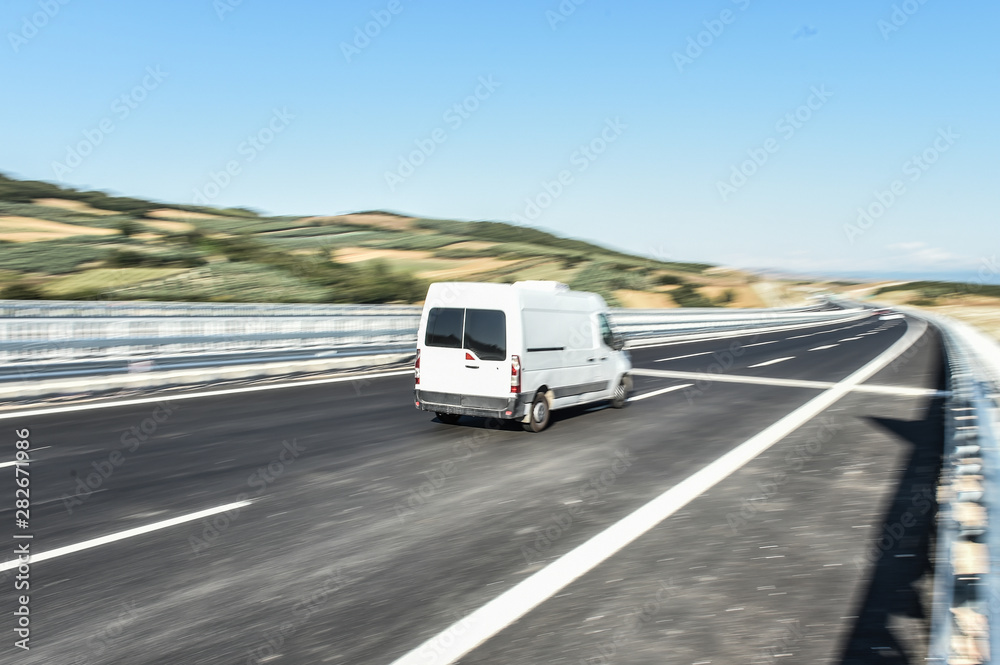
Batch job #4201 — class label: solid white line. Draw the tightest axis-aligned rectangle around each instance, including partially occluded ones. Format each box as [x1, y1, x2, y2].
[655, 352, 713, 362]
[0, 369, 415, 421]
[386, 320, 927, 665]
[809, 345, 838, 351]
[747, 357, 794, 368]
[0, 500, 253, 572]
[627, 383, 693, 402]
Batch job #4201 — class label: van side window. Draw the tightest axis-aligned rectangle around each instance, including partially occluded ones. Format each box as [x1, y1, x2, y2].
[425, 308, 463, 348]
[464, 309, 506, 360]
[598, 313, 614, 348]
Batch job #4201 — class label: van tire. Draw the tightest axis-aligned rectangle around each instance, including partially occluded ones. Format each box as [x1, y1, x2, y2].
[611, 375, 631, 409]
[436, 412, 461, 425]
[523, 392, 551, 433]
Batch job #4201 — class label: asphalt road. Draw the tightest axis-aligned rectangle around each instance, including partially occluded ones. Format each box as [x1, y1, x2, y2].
[0, 313, 944, 665]
[0, 343, 411, 383]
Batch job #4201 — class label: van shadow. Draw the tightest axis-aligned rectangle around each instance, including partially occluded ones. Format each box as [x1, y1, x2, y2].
[435, 402, 614, 432]
[836, 396, 945, 664]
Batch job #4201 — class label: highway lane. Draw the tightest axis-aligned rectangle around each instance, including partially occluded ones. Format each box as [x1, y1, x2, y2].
[0, 343, 411, 384]
[0, 313, 940, 664]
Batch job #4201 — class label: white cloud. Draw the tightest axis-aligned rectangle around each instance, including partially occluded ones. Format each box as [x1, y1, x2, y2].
[887, 242, 964, 266]
[887, 241, 927, 251]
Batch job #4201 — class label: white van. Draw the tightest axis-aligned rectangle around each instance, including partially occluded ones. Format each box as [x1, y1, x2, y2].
[414, 281, 632, 432]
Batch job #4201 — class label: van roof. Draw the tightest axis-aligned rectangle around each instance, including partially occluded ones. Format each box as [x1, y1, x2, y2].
[424, 281, 606, 311]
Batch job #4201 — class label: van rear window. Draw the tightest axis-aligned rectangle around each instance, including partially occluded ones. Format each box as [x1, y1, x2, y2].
[464, 309, 506, 360]
[424, 307, 507, 360]
[425, 308, 463, 348]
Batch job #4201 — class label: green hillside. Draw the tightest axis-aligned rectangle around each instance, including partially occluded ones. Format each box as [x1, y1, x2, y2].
[0, 172, 726, 306]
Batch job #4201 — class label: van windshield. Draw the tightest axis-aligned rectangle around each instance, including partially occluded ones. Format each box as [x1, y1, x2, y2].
[425, 308, 507, 360]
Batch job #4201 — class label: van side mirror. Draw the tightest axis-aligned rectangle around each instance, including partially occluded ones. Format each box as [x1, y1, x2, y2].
[611, 336, 625, 351]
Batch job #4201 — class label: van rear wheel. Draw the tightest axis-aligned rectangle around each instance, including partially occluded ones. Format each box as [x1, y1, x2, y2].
[611, 375, 631, 409]
[436, 412, 461, 425]
[523, 392, 551, 433]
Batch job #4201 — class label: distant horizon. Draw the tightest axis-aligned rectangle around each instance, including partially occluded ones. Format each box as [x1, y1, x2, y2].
[4, 167, 997, 287]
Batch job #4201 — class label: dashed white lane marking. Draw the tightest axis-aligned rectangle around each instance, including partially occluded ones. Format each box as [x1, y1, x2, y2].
[628, 383, 693, 402]
[386, 320, 927, 665]
[809, 345, 839, 351]
[839, 337, 862, 342]
[0, 370, 415, 421]
[743, 341, 779, 347]
[0, 500, 253, 572]
[630, 367, 941, 397]
[747, 357, 795, 368]
[0, 461, 24, 469]
[655, 352, 713, 362]
[627, 315, 868, 349]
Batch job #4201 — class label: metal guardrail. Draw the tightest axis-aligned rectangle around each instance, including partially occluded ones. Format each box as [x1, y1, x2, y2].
[914, 310, 1000, 663]
[0, 300, 825, 319]
[0, 300, 423, 318]
[0, 301, 858, 367]
[0, 315, 422, 365]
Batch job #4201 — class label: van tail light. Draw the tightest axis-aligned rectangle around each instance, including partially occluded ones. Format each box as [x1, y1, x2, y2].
[414, 349, 420, 385]
[511, 355, 521, 394]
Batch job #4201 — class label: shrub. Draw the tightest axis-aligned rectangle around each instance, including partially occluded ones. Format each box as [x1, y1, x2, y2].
[117, 220, 139, 237]
[106, 249, 206, 269]
[670, 284, 716, 308]
[1, 282, 46, 299]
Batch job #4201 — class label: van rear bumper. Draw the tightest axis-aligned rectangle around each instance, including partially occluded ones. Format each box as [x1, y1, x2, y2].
[415, 389, 528, 420]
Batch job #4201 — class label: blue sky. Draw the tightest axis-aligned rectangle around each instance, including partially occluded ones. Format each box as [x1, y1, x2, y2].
[2, 0, 997, 280]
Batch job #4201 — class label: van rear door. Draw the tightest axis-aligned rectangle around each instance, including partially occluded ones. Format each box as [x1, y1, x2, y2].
[460, 309, 509, 397]
[422, 307, 510, 399]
